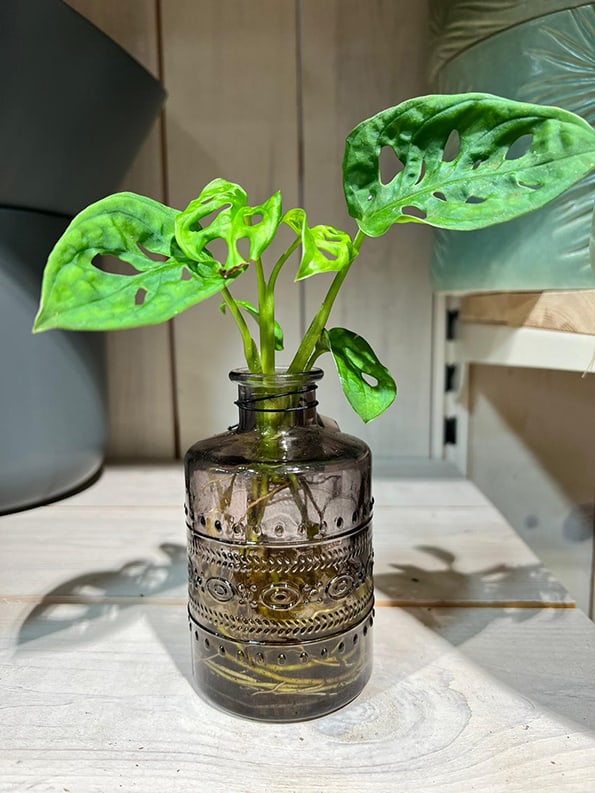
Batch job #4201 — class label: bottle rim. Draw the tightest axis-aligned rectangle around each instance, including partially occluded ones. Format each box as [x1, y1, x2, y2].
[229, 368, 323, 384]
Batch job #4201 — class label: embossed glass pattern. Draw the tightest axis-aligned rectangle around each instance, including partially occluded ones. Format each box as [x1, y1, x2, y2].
[185, 369, 374, 721]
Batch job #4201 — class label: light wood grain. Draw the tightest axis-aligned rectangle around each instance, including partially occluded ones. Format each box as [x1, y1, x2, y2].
[300, 0, 435, 459]
[1, 467, 593, 790]
[2, 603, 594, 791]
[460, 291, 595, 336]
[63, 0, 176, 458]
[160, 0, 301, 452]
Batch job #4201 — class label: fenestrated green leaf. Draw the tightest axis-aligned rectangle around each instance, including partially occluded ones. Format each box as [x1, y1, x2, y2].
[220, 299, 284, 351]
[323, 327, 396, 422]
[175, 178, 282, 271]
[343, 93, 595, 236]
[283, 208, 354, 280]
[33, 192, 238, 332]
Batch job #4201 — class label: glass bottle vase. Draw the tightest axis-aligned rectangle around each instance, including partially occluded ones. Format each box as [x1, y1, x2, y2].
[184, 369, 374, 722]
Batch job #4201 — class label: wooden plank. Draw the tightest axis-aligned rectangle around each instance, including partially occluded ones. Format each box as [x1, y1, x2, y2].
[2, 603, 594, 791]
[460, 291, 595, 336]
[300, 0, 434, 459]
[63, 0, 176, 458]
[372, 504, 572, 606]
[456, 322, 595, 373]
[0, 502, 571, 605]
[59, 463, 486, 508]
[160, 0, 301, 453]
[407, 604, 595, 731]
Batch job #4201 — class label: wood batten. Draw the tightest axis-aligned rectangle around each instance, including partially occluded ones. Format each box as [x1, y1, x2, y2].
[460, 291, 595, 336]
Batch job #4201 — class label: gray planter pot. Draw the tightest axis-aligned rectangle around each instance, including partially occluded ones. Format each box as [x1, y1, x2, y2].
[0, 1, 166, 511]
[0, 0, 165, 215]
[0, 208, 107, 513]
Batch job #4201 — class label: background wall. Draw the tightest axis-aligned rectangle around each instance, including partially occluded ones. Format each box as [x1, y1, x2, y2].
[64, 0, 434, 463]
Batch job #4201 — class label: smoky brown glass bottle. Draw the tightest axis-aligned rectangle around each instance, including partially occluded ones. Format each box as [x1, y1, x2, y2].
[185, 369, 374, 722]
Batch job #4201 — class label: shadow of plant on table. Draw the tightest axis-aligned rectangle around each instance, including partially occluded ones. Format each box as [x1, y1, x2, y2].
[15, 542, 187, 644]
[13, 542, 594, 731]
[374, 544, 570, 607]
[375, 547, 595, 731]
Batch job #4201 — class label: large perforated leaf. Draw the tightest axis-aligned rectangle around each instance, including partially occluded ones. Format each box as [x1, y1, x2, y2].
[343, 93, 595, 236]
[33, 193, 237, 331]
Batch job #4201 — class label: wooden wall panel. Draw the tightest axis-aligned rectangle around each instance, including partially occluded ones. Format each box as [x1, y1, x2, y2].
[63, 0, 176, 458]
[64, 1, 434, 461]
[300, 0, 434, 460]
[160, 0, 301, 451]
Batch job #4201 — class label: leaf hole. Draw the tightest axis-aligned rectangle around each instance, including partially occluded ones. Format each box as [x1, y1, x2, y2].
[472, 159, 484, 170]
[247, 212, 263, 225]
[95, 255, 138, 276]
[379, 146, 405, 185]
[137, 243, 168, 263]
[518, 180, 542, 191]
[402, 206, 427, 220]
[180, 267, 192, 281]
[361, 372, 379, 388]
[196, 205, 230, 230]
[134, 287, 148, 305]
[465, 196, 486, 204]
[319, 247, 337, 261]
[505, 133, 533, 161]
[414, 160, 426, 185]
[442, 129, 460, 162]
[236, 237, 251, 261]
[207, 237, 229, 264]
[433, 191, 447, 202]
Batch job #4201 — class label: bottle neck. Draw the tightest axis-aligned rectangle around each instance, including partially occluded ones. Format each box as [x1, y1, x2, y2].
[231, 369, 323, 432]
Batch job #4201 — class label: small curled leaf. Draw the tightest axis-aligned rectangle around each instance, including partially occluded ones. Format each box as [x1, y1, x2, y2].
[175, 178, 282, 270]
[33, 192, 236, 332]
[323, 327, 396, 422]
[283, 208, 354, 280]
[343, 93, 595, 236]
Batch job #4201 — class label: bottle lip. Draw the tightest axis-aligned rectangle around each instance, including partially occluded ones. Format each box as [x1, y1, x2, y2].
[229, 368, 323, 384]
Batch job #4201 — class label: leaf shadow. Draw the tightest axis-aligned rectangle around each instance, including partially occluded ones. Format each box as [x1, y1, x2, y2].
[14, 542, 194, 684]
[374, 543, 568, 606]
[374, 547, 595, 732]
[12, 541, 594, 732]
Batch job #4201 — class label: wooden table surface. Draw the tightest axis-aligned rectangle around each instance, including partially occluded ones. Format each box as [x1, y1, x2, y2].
[1, 464, 594, 792]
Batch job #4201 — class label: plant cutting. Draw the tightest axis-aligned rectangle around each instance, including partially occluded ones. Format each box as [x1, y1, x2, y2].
[34, 93, 595, 721]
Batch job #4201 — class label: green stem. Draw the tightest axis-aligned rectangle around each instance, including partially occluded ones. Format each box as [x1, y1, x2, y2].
[288, 229, 366, 372]
[268, 238, 300, 295]
[221, 287, 261, 372]
[255, 257, 275, 373]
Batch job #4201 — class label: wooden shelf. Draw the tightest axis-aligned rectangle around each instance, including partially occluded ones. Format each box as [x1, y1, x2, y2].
[460, 290, 595, 337]
[2, 465, 595, 790]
